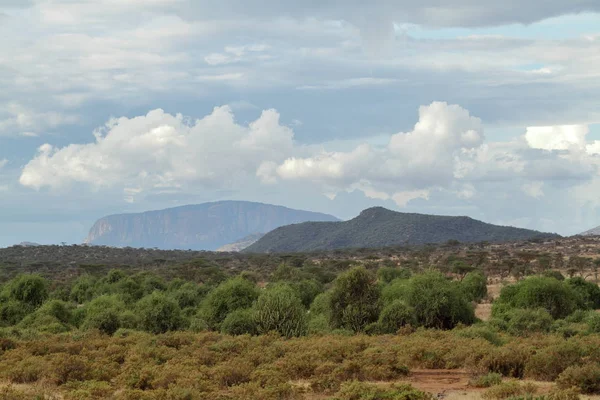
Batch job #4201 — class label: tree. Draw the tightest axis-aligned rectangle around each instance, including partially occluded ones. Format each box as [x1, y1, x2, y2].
[461, 271, 488, 302]
[494, 276, 580, 319]
[329, 266, 381, 332]
[198, 277, 259, 330]
[136, 292, 182, 334]
[221, 309, 258, 336]
[82, 295, 125, 335]
[566, 277, 600, 309]
[377, 300, 416, 334]
[405, 272, 475, 329]
[451, 261, 475, 281]
[3, 274, 49, 308]
[255, 283, 307, 337]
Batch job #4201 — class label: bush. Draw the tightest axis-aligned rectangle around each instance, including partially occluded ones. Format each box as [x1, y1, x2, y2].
[136, 292, 182, 334]
[461, 271, 488, 302]
[566, 277, 600, 309]
[494, 277, 580, 319]
[255, 283, 308, 338]
[221, 309, 258, 336]
[503, 309, 553, 336]
[377, 300, 415, 334]
[405, 272, 475, 329]
[557, 364, 600, 394]
[381, 278, 410, 305]
[0, 300, 32, 326]
[525, 341, 584, 380]
[543, 270, 565, 281]
[199, 278, 259, 330]
[69, 275, 96, 304]
[290, 279, 323, 308]
[3, 274, 48, 308]
[329, 267, 381, 332]
[586, 313, 600, 333]
[482, 381, 537, 400]
[335, 381, 433, 400]
[470, 372, 503, 388]
[377, 267, 411, 284]
[82, 295, 125, 335]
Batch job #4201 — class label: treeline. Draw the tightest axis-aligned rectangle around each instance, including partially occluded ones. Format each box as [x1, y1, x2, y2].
[1, 263, 600, 340]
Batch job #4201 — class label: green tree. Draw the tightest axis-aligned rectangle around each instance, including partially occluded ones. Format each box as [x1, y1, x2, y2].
[220, 309, 258, 336]
[377, 300, 416, 334]
[136, 292, 182, 334]
[461, 271, 488, 302]
[405, 272, 475, 329]
[3, 274, 49, 308]
[377, 267, 411, 284]
[255, 283, 308, 337]
[493, 276, 580, 319]
[566, 277, 600, 309]
[329, 266, 381, 332]
[82, 295, 125, 335]
[198, 277, 260, 330]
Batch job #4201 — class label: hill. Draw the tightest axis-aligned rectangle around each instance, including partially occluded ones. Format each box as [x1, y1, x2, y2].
[85, 201, 338, 250]
[580, 225, 600, 236]
[245, 207, 560, 253]
[216, 233, 265, 252]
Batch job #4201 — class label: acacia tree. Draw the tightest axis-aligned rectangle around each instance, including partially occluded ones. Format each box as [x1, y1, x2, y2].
[329, 266, 381, 332]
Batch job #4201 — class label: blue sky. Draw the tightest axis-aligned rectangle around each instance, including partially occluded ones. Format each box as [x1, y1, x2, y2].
[2, 0, 600, 246]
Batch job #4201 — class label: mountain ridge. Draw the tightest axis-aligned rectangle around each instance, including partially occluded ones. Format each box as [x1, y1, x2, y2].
[85, 201, 339, 250]
[245, 206, 560, 253]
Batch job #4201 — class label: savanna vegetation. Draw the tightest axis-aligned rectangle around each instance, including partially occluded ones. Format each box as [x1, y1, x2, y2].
[2, 237, 600, 399]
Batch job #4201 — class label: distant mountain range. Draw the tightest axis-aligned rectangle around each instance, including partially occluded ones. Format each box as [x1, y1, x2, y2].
[245, 207, 560, 253]
[85, 201, 339, 251]
[216, 233, 265, 252]
[580, 226, 600, 236]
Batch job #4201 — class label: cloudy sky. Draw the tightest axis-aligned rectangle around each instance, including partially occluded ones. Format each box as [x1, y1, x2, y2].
[2, 0, 600, 246]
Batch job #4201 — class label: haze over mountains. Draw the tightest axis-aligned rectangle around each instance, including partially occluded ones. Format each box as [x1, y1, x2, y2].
[245, 207, 560, 253]
[85, 201, 339, 251]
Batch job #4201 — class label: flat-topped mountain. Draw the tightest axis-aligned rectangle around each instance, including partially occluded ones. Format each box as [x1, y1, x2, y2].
[85, 201, 339, 250]
[245, 207, 560, 253]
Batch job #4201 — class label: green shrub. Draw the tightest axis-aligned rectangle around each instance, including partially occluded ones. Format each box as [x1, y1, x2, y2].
[221, 309, 258, 336]
[378, 300, 415, 334]
[405, 272, 475, 329]
[482, 381, 537, 400]
[82, 295, 125, 335]
[69, 275, 96, 304]
[136, 292, 182, 334]
[586, 313, 600, 333]
[470, 372, 503, 388]
[255, 283, 308, 337]
[290, 279, 323, 308]
[199, 277, 259, 330]
[454, 324, 503, 346]
[381, 278, 410, 305]
[542, 270, 565, 281]
[3, 274, 48, 308]
[377, 267, 412, 284]
[566, 277, 600, 309]
[0, 300, 32, 326]
[329, 267, 381, 332]
[503, 309, 553, 336]
[557, 364, 600, 394]
[334, 381, 433, 400]
[461, 271, 488, 302]
[525, 341, 584, 380]
[494, 277, 580, 319]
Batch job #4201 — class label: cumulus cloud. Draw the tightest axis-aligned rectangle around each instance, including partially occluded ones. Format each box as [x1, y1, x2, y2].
[20, 106, 294, 201]
[525, 125, 589, 151]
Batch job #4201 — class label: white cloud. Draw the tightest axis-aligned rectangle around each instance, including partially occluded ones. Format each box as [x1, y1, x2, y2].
[0, 103, 78, 136]
[525, 125, 589, 151]
[0, 159, 7, 169]
[522, 181, 544, 198]
[19, 106, 294, 202]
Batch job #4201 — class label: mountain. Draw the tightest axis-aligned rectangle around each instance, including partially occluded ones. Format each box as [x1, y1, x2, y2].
[245, 207, 560, 253]
[85, 201, 339, 250]
[580, 226, 600, 236]
[217, 233, 265, 252]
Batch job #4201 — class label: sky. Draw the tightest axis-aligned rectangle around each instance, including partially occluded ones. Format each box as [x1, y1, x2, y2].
[2, 0, 600, 246]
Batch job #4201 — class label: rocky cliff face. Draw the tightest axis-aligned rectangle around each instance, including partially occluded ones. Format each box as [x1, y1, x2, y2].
[85, 201, 339, 251]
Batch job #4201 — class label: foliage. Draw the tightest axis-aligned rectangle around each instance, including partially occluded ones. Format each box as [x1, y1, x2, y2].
[557, 364, 600, 394]
[329, 267, 381, 332]
[461, 271, 488, 302]
[377, 267, 411, 284]
[377, 300, 416, 334]
[2, 274, 49, 308]
[470, 372, 503, 388]
[198, 277, 260, 330]
[220, 309, 258, 336]
[404, 272, 475, 329]
[254, 283, 308, 337]
[494, 277, 581, 319]
[135, 292, 182, 334]
[82, 295, 125, 335]
[566, 277, 600, 309]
